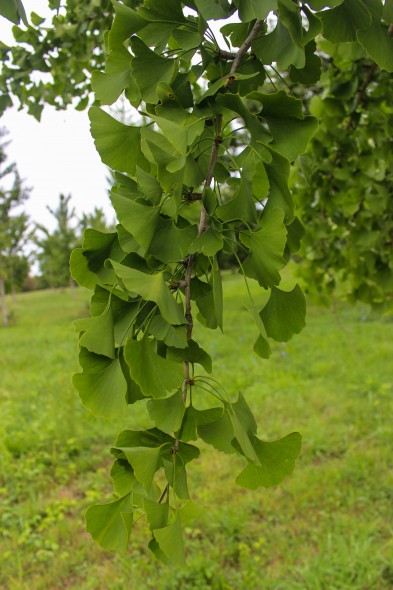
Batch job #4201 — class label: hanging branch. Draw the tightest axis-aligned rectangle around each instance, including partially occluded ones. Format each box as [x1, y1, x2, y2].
[179, 20, 263, 421]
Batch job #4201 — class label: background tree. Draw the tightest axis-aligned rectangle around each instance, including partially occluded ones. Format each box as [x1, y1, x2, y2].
[0, 0, 140, 119]
[79, 206, 115, 235]
[0, 129, 31, 326]
[292, 43, 393, 309]
[35, 193, 77, 289]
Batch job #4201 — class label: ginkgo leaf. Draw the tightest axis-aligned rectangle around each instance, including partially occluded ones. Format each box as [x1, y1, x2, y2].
[167, 339, 212, 373]
[110, 261, 185, 325]
[177, 406, 224, 442]
[147, 392, 186, 433]
[120, 445, 165, 491]
[109, 1, 146, 48]
[73, 351, 128, 418]
[131, 37, 176, 103]
[149, 316, 188, 349]
[260, 285, 306, 342]
[237, 0, 277, 21]
[144, 498, 169, 531]
[70, 248, 97, 290]
[89, 107, 143, 175]
[240, 208, 287, 289]
[74, 306, 115, 359]
[236, 432, 302, 489]
[154, 515, 186, 567]
[111, 459, 137, 496]
[85, 492, 133, 552]
[248, 91, 318, 161]
[124, 338, 183, 398]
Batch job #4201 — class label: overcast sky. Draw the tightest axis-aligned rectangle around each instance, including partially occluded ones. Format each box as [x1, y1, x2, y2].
[1, 0, 112, 231]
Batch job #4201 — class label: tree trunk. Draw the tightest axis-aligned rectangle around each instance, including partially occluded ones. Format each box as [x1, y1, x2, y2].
[0, 276, 8, 327]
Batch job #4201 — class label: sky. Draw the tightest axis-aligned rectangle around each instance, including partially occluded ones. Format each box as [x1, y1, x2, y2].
[1, 0, 113, 231]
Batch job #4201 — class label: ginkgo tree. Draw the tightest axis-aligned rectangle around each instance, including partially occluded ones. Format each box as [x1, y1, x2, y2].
[2, 0, 392, 566]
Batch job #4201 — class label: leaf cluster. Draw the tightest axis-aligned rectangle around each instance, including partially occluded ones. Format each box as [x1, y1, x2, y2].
[62, 0, 392, 565]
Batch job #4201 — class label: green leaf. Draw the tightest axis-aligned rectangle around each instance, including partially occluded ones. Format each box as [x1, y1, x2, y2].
[91, 47, 134, 105]
[136, 167, 162, 205]
[131, 37, 176, 103]
[216, 178, 258, 223]
[321, 0, 372, 43]
[357, 22, 393, 72]
[111, 194, 159, 252]
[237, 0, 277, 21]
[189, 223, 224, 257]
[70, 248, 97, 290]
[246, 303, 272, 359]
[235, 149, 270, 200]
[148, 218, 198, 262]
[82, 230, 121, 274]
[240, 208, 287, 289]
[253, 334, 272, 359]
[252, 21, 305, 69]
[247, 91, 319, 161]
[144, 498, 169, 531]
[120, 445, 164, 491]
[195, 0, 233, 20]
[30, 12, 45, 26]
[163, 456, 190, 499]
[236, 432, 302, 489]
[264, 154, 293, 218]
[233, 392, 258, 435]
[154, 515, 185, 566]
[278, 0, 304, 47]
[110, 261, 185, 325]
[120, 353, 146, 405]
[229, 393, 259, 461]
[138, 0, 188, 25]
[149, 316, 188, 349]
[85, 492, 133, 552]
[217, 93, 272, 152]
[147, 392, 186, 434]
[167, 339, 212, 373]
[89, 107, 142, 175]
[307, 0, 343, 8]
[177, 406, 224, 442]
[90, 289, 141, 346]
[289, 41, 322, 86]
[197, 71, 260, 103]
[260, 285, 306, 342]
[109, 2, 146, 48]
[111, 459, 137, 496]
[0, 0, 26, 24]
[124, 338, 183, 398]
[73, 352, 128, 418]
[198, 411, 236, 454]
[74, 306, 115, 359]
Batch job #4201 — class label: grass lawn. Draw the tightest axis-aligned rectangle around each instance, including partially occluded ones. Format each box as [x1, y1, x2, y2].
[0, 274, 392, 590]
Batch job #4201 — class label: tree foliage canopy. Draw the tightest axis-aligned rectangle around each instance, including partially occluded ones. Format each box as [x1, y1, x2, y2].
[0, 129, 31, 324]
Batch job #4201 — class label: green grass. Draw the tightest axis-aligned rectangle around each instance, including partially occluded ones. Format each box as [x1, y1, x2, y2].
[1, 276, 393, 590]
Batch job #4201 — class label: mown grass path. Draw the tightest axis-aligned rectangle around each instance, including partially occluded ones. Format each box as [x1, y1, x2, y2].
[1, 276, 392, 589]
